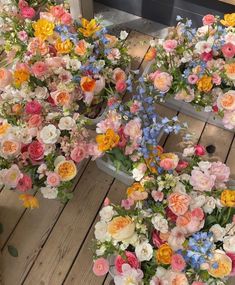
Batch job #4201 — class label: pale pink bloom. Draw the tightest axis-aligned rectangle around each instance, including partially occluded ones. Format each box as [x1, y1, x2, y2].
[152, 190, 164, 202]
[58, 70, 72, 83]
[61, 12, 72, 25]
[185, 216, 205, 234]
[163, 39, 177, 52]
[125, 142, 139, 155]
[107, 48, 121, 61]
[130, 100, 141, 113]
[225, 32, 235, 45]
[168, 271, 189, 285]
[174, 89, 194, 103]
[190, 169, 216, 192]
[86, 143, 102, 160]
[116, 80, 127, 93]
[46, 172, 60, 187]
[222, 111, 235, 130]
[94, 75, 105, 95]
[83, 92, 94, 105]
[124, 118, 142, 142]
[121, 198, 134, 209]
[212, 74, 221, 85]
[93, 258, 109, 276]
[149, 70, 161, 81]
[103, 197, 110, 206]
[217, 91, 235, 111]
[5, 165, 23, 188]
[28, 114, 42, 128]
[40, 12, 55, 22]
[188, 74, 198, 84]
[210, 161, 230, 183]
[171, 254, 186, 272]
[168, 227, 186, 251]
[32, 61, 48, 77]
[16, 174, 32, 192]
[154, 72, 173, 93]
[18, 31, 28, 41]
[202, 14, 216, 25]
[96, 110, 122, 133]
[195, 41, 212, 54]
[0, 68, 12, 88]
[45, 57, 64, 69]
[71, 143, 88, 163]
[192, 282, 205, 285]
[114, 264, 143, 284]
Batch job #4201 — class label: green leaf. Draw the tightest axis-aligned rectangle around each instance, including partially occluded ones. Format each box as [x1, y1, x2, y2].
[8, 245, 18, 257]
[0, 223, 3, 234]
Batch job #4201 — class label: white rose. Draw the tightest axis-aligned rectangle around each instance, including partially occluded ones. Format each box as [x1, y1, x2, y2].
[183, 147, 195, 157]
[223, 236, 235, 253]
[34, 86, 49, 99]
[120, 30, 128, 40]
[70, 59, 81, 71]
[41, 187, 58, 199]
[197, 161, 211, 172]
[203, 196, 216, 214]
[190, 194, 206, 210]
[94, 221, 111, 242]
[180, 174, 191, 182]
[196, 26, 210, 37]
[151, 214, 168, 234]
[44, 144, 56, 155]
[20, 129, 33, 144]
[173, 181, 186, 193]
[135, 242, 153, 261]
[39, 124, 60, 144]
[46, 112, 60, 121]
[132, 163, 147, 181]
[210, 224, 225, 242]
[58, 117, 76, 130]
[99, 206, 115, 222]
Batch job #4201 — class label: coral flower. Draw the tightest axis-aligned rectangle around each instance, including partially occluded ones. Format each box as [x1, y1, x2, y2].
[80, 76, 96, 93]
[96, 129, 120, 152]
[33, 18, 55, 41]
[79, 18, 100, 37]
[75, 40, 88, 56]
[19, 194, 39, 209]
[145, 47, 157, 61]
[168, 192, 191, 216]
[225, 62, 235, 80]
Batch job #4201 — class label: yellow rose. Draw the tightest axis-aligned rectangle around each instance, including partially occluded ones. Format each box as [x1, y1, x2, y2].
[156, 244, 173, 265]
[197, 75, 213, 93]
[19, 194, 39, 209]
[221, 189, 235, 207]
[127, 182, 148, 201]
[33, 19, 55, 41]
[55, 38, 73, 54]
[79, 18, 100, 37]
[55, 160, 77, 181]
[107, 216, 135, 241]
[96, 129, 120, 152]
[13, 68, 30, 86]
[208, 250, 232, 278]
[221, 13, 235, 27]
[225, 62, 235, 81]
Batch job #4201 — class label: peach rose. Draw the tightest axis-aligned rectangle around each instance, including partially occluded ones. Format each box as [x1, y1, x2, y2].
[112, 68, 127, 82]
[75, 40, 88, 56]
[168, 193, 191, 216]
[55, 160, 77, 181]
[0, 68, 12, 88]
[0, 139, 21, 158]
[160, 153, 179, 170]
[107, 216, 135, 241]
[154, 72, 172, 93]
[51, 90, 71, 106]
[208, 250, 232, 278]
[217, 91, 235, 111]
[225, 62, 235, 81]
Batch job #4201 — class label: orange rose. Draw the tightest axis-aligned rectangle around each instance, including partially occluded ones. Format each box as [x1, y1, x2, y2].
[176, 211, 192, 227]
[55, 38, 73, 54]
[225, 62, 235, 81]
[197, 75, 213, 92]
[51, 90, 71, 106]
[156, 244, 173, 264]
[0, 121, 10, 137]
[208, 250, 232, 278]
[218, 91, 235, 111]
[145, 47, 157, 61]
[107, 216, 135, 241]
[127, 182, 148, 201]
[0, 68, 12, 88]
[55, 160, 77, 181]
[168, 193, 191, 216]
[75, 39, 88, 56]
[96, 129, 120, 152]
[80, 76, 96, 93]
[221, 13, 235, 27]
[221, 189, 235, 207]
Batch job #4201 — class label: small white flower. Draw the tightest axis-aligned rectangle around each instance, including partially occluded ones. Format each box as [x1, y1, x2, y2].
[203, 196, 216, 214]
[70, 59, 81, 71]
[132, 163, 147, 181]
[120, 30, 128, 40]
[151, 214, 168, 233]
[96, 245, 106, 256]
[183, 147, 195, 157]
[204, 106, 212, 112]
[94, 221, 111, 242]
[150, 39, 157, 47]
[173, 181, 186, 193]
[223, 236, 235, 253]
[34, 86, 49, 99]
[135, 241, 153, 261]
[99, 206, 116, 222]
[41, 187, 58, 199]
[210, 224, 225, 242]
[190, 194, 206, 210]
[58, 117, 76, 130]
[39, 124, 60, 144]
[197, 161, 211, 172]
[180, 173, 191, 182]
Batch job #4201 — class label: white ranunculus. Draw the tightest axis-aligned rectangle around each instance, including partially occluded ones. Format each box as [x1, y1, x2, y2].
[94, 221, 110, 242]
[120, 30, 128, 40]
[223, 236, 235, 253]
[203, 196, 216, 214]
[151, 214, 168, 234]
[135, 242, 153, 262]
[173, 181, 186, 193]
[183, 147, 195, 157]
[34, 86, 49, 99]
[197, 161, 212, 172]
[99, 206, 116, 222]
[41, 187, 58, 199]
[58, 117, 76, 130]
[39, 124, 60, 144]
[210, 224, 225, 242]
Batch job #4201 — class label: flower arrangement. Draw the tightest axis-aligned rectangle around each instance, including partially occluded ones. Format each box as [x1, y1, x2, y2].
[92, 145, 235, 284]
[144, 13, 235, 130]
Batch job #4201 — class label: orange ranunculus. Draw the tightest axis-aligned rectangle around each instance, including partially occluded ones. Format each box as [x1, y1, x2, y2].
[156, 244, 173, 265]
[75, 39, 88, 56]
[208, 251, 232, 278]
[145, 47, 157, 61]
[127, 182, 148, 201]
[221, 13, 235, 27]
[19, 194, 39, 209]
[221, 189, 235, 207]
[13, 68, 30, 86]
[51, 90, 71, 106]
[197, 75, 213, 93]
[33, 18, 55, 41]
[0, 121, 10, 136]
[55, 38, 73, 54]
[225, 62, 235, 81]
[168, 192, 191, 216]
[96, 129, 120, 152]
[80, 76, 96, 93]
[107, 216, 135, 241]
[79, 18, 100, 37]
[104, 34, 118, 48]
[55, 160, 77, 181]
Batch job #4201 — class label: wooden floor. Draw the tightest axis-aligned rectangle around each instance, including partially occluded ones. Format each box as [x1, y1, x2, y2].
[1, 30, 235, 285]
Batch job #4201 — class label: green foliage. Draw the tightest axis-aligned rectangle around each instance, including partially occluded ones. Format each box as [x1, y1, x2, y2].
[108, 148, 133, 173]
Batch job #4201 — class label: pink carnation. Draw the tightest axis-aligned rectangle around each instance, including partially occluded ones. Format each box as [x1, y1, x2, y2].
[46, 172, 60, 187]
[163, 39, 178, 52]
[171, 254, 186, 272]
[18, 31, 28, 41]
[121, 198, 134, 210]
[32, 61, 48, 77]
[16, 174, 32, 192]
[115, 252, 140, 273]
[20, 6, 36, 19]
[202, 14, 216, 25]
[130, 100, 141, 113]
[93, 258, 109, 276]
[188, 74, 198, 84]
[25, 100, 42, 115]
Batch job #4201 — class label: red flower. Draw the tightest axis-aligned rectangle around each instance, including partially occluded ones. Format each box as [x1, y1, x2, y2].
[200, 51, 213, 62]
[212, 105, 219, 113]
[118, 126, 127, 148]
[166, 207, 178, 222]
[176, 160, 189, 173]
[28, 141, 44, 161]
[194, 144, 206, 156]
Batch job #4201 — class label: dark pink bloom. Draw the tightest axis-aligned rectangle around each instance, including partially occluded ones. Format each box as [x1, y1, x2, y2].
[222, 43, 235, 58]
[176, 160, 189, 172]
[16, 174, 32, 192]
[152, 230, 164, 248]
[200, 51, 213, 62]
[118, 126, 128, 148]
[194, 145, 206, 156]
[171, 254, 186, 272]
[212, 105, 219, 113]
[25, 100, 42, 115]
[20, 7, 36, 19]
[28, 141, 44, 161]
[115, 251, 139, 273]
[115, 80, 127, 93]
[166, 207, 178, 222]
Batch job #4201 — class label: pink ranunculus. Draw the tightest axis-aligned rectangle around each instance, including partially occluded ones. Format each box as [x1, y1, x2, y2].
[28, 141, 44, 161]
[222, 43, 235, 58]
[93, 258, 109, 276]
[191, 208, 204, 220]
[115, 251, 139, 273]
[194, 145, 205, 156]
[0, 68, 12, 88]
[130, 100, 141, 113]
[121, 198, 134, 210]
[212, 74, 221, 85]
[210, 161, 230, 183]
[71, 143, 88, 163]
[46, 172, 60, 187]
[152, 230, 164, 248]
[20, 7, 36, 19]
[18, 31, 28, 41]
[32, 61, 48, 77]
[115, 80, 127, 93]
[124, 118, 142, 142]
[227, 252, 235, 276]
[188, 74, 198, 84]
[151, 190, 164, 202]
[27, 114, 42, 128]
[25, 101, 42, 115]
[16, 174, 32, 192]
[163, 39, 178, 52]
[61, 12, 72, 25]
[176, 160, 189, 172]
[190, 169, 216, 192]
[171, 254, 186, 272]
[202, 14, 216, 25]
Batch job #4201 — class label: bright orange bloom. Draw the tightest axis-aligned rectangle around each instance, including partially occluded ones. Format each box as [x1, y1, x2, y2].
[145, 47, 157, 61]
[75, 40, 88, 56]
[221, 190, 235, 207]
[156, 244, 173, 265]
[80, 76, 96, 92]
[96, 129, 120, 152]
[13, 68, 30, 86]
[79, 18, 100, 37]
[19, 194, 39, 209]
[197, 75, 213, 93]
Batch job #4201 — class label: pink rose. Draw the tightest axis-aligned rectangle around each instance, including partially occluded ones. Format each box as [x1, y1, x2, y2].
[71, 143, 88, 163]
[46, 172, 60, 187]
[163, 39, 178, 52]
[194, 145, 205, 156]
[212, 74, 221, 85]
[32, 61, 48, 77]
[115, 252, 139, 273]
[154, 72, 172, 93]
[190, 169, 216, 192]
[61, 12, 72, 25]
[191, 208, 204, 220]
[227, 252, 235, 276]
[16, 174, 32, 192]
[20, 7, 36, 19]
[25, 101, 42, 115]
[27, 114, 42, 128]
[152, 230, 164, 248]
[210, 161, 230, 183]
[188, 74, 198, 84]
[124, 118, 142, 142]
[28, 141, 44, 161]
[222, 43, 235, 58]
[200, 51, 213, 62]
[93, 258, 109, 276]
[160, 158, 175, 170]
[202, 14, 216, 25]
[115, 80, 127, 93]
[0, 68, 12, 88]
[151, 190, 164, 202]
[222, 111, 235, 130]
[171, 254, 186, 272]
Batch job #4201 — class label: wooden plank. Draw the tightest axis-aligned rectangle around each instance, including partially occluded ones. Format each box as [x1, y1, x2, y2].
[81, 0, 94, 20]
[69, 0, 82, 20]
[63, 180, 127, 285]
[199, 124, 234, 162]
[164, 113, 205, 153]
[219, 0, 235, 5]
[22, 162, 114, 285]
[226, 137, 235, 179]
[103, 274, 114, 285]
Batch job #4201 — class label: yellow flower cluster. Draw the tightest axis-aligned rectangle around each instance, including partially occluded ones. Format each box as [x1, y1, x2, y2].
[96, 129, 120, 152]
[221, 189, 235, 207]
[33, 19, 55, 41]
[221, 13, 235, 27]
[197, 75, 213, 93]
[79, 18, 100, 37]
